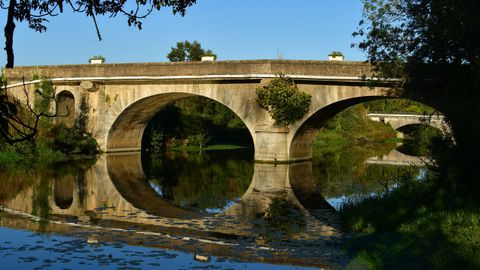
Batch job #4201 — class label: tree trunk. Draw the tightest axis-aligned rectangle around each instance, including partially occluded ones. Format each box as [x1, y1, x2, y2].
[4, 0, 16, 68]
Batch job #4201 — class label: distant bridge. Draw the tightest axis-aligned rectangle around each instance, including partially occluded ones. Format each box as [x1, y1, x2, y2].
[367, 112, 449, 133]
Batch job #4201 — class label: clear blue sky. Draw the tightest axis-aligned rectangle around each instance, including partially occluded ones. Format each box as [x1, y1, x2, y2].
[1, 0, 366, 66]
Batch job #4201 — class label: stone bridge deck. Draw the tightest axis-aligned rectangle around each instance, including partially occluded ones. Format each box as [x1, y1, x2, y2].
[4, 60, 375, 84]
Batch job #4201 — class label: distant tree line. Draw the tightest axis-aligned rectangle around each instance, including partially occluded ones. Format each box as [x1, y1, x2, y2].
[167, 40, 217, 62]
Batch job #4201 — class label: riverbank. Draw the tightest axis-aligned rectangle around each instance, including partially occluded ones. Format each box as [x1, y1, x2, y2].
[0, 123, 99, 169]
[341, 175, 480, 269]
[314, 105, 480, 269]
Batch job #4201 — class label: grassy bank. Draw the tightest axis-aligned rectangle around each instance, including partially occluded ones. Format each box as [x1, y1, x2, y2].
[0, 141, 66, 168]
[341, 171, 480, 270]
[313, 103, 480, 269]
[0, 123, 99, 168]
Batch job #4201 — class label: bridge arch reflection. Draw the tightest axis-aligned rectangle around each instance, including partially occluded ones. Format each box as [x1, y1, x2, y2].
[107, 153, 204, 219]
[0, 153, 346, 256]
[105, 153, 343, 237]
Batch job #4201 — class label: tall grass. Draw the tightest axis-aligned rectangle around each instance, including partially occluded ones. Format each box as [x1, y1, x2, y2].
[341, 175, 480, 270]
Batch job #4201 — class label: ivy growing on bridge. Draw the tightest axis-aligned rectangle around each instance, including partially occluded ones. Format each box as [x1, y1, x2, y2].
[256, 76, 311, 127]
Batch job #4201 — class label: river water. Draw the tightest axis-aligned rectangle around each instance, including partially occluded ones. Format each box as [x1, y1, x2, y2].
[0, 146, 422, 269]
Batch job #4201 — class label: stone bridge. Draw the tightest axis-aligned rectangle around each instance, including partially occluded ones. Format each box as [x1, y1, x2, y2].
[4, 60, 416, 162]
[367, 112, 449, 132]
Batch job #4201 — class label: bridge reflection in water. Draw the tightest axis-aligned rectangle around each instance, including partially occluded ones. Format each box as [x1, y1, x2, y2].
[365, 149, 431, 166]
[0, 153, 348, 268]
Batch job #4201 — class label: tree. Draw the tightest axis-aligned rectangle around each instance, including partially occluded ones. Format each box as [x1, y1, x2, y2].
[0, 78, 58, 143]
[256, 76, 311, 127]
[355, 0, 480, 192]
[167, 40, 216, 62]
[1, 0, 197, 68]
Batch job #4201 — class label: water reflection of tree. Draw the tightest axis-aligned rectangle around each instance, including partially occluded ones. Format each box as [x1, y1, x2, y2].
[255, 197, 306, 242]
[0, 171, 35, 203]
[0, 158, 97, 231]
[313, 145, 419, 198]
[398, 125, 443, 156]
[32, 177, 51, 232]
[143, 150, 253, 211]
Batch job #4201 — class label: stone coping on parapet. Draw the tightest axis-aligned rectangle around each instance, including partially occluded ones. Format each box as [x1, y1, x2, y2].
[3, 59, 374, 81]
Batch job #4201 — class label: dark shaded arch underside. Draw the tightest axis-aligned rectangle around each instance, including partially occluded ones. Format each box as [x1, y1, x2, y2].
[290, 96, 390, 161]
[107, 93, 254, 153]
[107, 93, 193, 152]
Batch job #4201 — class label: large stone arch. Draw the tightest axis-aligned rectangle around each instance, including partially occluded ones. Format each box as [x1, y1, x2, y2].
[288, 93, 448, 161]
[103, 84, 260, 153]
[289, 95, 389, 161]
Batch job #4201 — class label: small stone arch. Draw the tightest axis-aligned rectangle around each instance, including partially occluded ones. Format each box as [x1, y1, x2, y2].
[56, 90, 75, 127]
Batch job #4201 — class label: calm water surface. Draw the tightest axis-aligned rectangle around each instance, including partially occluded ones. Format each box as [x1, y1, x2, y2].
[0, 146, 422, 269]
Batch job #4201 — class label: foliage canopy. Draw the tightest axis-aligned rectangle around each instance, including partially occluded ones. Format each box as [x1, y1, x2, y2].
[0, 77, 58, 143]
[256, 76, 311, 127]
[167, 41, 216, 62]
[349, 2, 480, 267]
[328, 51, 344, 57]
[355, 0, 480, 193]
[1, 0, 197, 67]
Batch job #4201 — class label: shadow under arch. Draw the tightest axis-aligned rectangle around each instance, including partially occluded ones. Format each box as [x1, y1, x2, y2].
[56, 90, 75, 127]
[106, 92, 255, 153]
[288, 162, 342, 230]
[106, 153, 204, 219]
[396, 122, 446, 135]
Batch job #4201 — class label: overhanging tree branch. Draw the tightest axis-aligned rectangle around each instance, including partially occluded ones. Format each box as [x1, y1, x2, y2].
[2, 0, 197, 68]
[0, 77, 59, 143]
